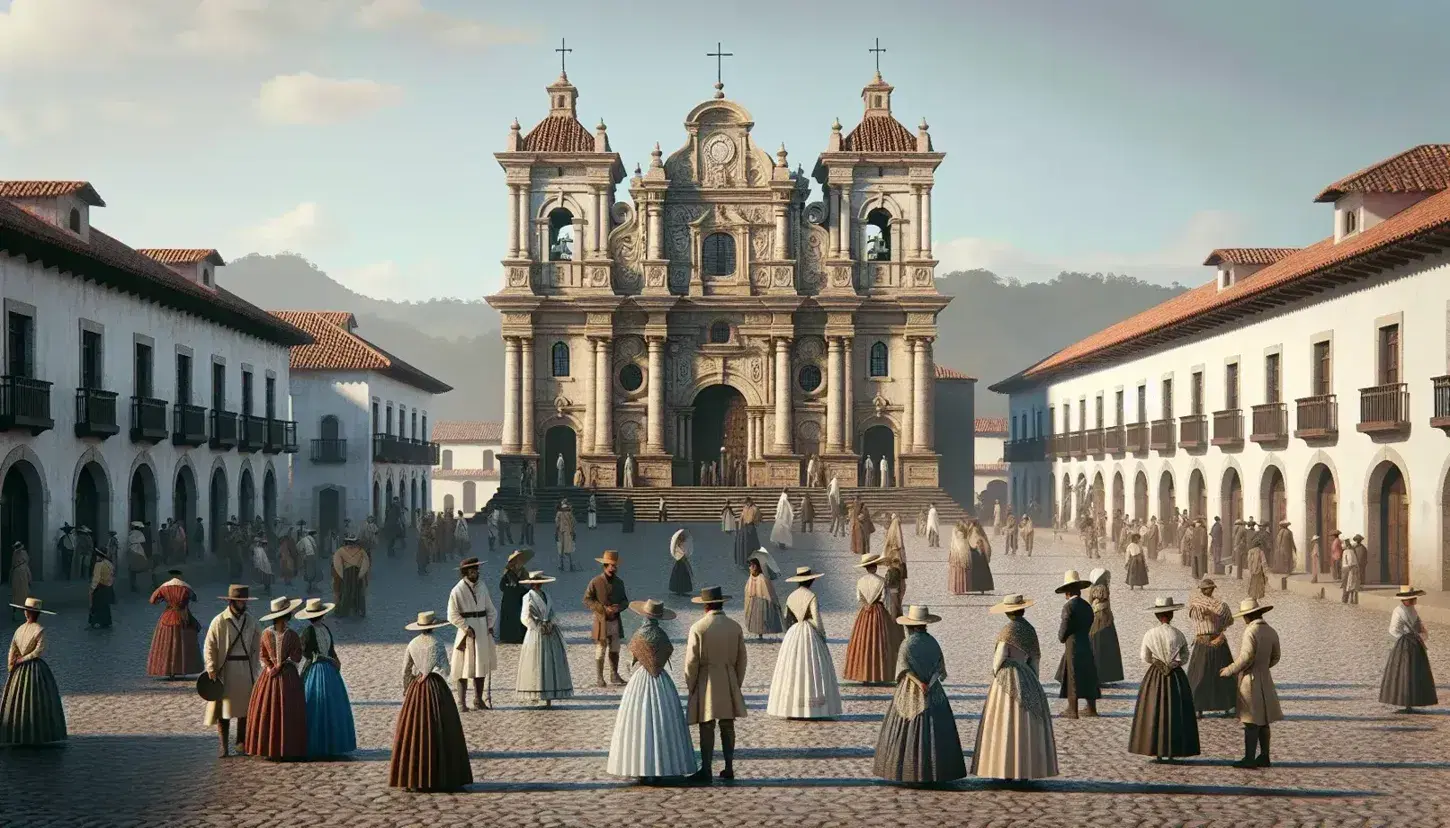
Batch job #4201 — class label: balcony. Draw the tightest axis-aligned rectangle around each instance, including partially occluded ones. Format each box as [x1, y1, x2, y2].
[1250, 402, 1288, 444]
[129, 396, 168, 443]
[1126, 422, 1149, 455]
[209, 409, 238, 450]
[73, 387, 119, 439]
[1069, 430, 1087, 458]
[264, 419, 298, 454]
[1358, 382, 1410, 435]
[1049, 433, 1070, 459]
[172, 403, 207, 446]
[1211, 409, 1244, 447]
[1104, 426, 1126, 455]
[1086, 428, 1104, 456]
[311, 438, 348, 464]
[1149, 418, 1176, 452]
[372, 435, 441, 465]
[0, 376, 53, 434]
[1004, 437, 1047, 463]
[1179, 413, 1207, 451]
[1294, 394, 1338, 442]
[1432, 376, 1450, 433]
[238, 414, 265, 453]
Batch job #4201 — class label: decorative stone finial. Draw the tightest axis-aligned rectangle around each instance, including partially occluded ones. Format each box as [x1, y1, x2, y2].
[776, 143, 788, 167]
[919, 117, 929, 131]
[510, 118, 520, 131]
[634, 163, 642, 177]
[713, 81, 725, 100]
[831, 117, 842, 132]
[597, 119, 607, 131]
[650, 142, 664, 168]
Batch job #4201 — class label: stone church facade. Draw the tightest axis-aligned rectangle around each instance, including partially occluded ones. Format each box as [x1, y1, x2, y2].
[488, 67, 949, 489]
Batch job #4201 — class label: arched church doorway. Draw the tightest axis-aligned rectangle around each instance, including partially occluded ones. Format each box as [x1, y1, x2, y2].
[1188, 469, 1206, 519]
[2, 460, 43, 582]
[543, 425, 578, 487]
[860, 424, 895, 486]
[209, 469, 227, 557]
[262, 469, 278, 528]
[75, 461, 109, 539]
[1134, 471, 1148, 521]
[1221, 468, 1243, 526]
[692, 385, 747, 485]
[1368, 461, 1409, 586]
[1158, 471, 1175, 521]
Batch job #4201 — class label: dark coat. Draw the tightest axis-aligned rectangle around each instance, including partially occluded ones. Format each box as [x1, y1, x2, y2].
[1054, 595, 1101, 699]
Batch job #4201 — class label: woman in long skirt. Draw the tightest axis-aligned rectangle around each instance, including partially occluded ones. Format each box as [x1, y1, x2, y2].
[767, 567, 842, 719]
[743, 550, 783, 639]
[87, 550, 116, 629]
[391, 611, 472, 792]
[621, 497, 635, 533]
[966, 520, 995, 594]
[298, 598, 356, 758]
[1186, 579, 1237, 717]
[588, 493, 598, 529]
[245, 597, 308, 760]
[496, 549, 532, 645]
[1380, 587, 1439, 712]
[948, 522, 971, 595]
[517, 572, 573, 707]
[1087, 568, 1124, 684]
[733, 498, 761, 568]
[771, 491, 795, 549]
[606, 599, 697, 781]
[881, 514, 908, 616]
[874, 605, 967, 785]
[1124, 533, 1149, 590]
[331, 537, 370, 618]
[926, 505, 941, 548]
[668, 529, 695, 597]
[720, 501, 736, 533]
[972, 594, 1057, 780]
[146, 570, 203, 678]
[1, 597, 67, 746]
[844, 555, 899, 684]
[1128, 598, 1200, 761]
[1245, 543, 1270, 601]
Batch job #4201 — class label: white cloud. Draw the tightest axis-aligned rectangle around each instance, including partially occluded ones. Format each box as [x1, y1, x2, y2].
[0, 0, 167, 68]
[355, 0, 532, 48]
[0, 98, 174, 145]
[333, 260, 411, 300]
[243, 202, 340, 252]
[256, 72, 403, 125]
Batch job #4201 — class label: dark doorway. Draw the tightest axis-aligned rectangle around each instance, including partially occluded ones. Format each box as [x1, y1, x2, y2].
[410, 478, 419, 515]
[1189, 469, 1207, 519]
[173, 466, 197, 530]
[1, 461, 42, 582]
[262, 470, 277, 528]
[319, 487, 342, 546]
[1306, 464, 1337, 565]
[1111, 471, 1125, 521]
[693, 385, 748, 485]
[1134, 471, 1149, 521]
[1091, 472, 1105, 516]
[75, 462, 109, 538]
[209, 469, 227, 556]
[1158, 471, 1175, 521]
[1369, 462, 1409, 585]
[860, 424, 896, 486]
[1221, 468, 1243, 526]
[544, 425, 578, 486]
[238, 469, 255, 526]
[372, 480, 381, 520]
[1261, 467, 1287, 532]
[130, 464, 158, 532]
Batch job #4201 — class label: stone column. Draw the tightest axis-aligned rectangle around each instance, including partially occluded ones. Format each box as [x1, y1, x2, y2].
[574, 217, 588, 258]
[583, 339, 597, 452]
[902, 339, 916, 453]
[773, 338, 792, 454]
[502, 337, 519, 452]
[597, 189, 610, 254]
[907, 187, 921, 259]
[921, 187, 932, 257]
[646, 337, 665, 453]
[829, 189, 840, 257]
[648, 203, 662, 259]
[843, 337, 855, 454]
[747, 415, 756, 461]
[683, 413, 693, 463]
[826, 337, 843, 451]
[914, 337, 933, 450]
[839, 189, 852, 259]
[516, 188, 529, 257]
[506, 186, 519, 258]
[773, 204, 787, 258]
[594, 337, 612, 454]
[520, 336, 535, 453]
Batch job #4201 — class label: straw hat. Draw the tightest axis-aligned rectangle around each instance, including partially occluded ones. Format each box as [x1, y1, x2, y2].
[1146, 596, 1186, 614]
[854, 552, 885, 568]
[343, 534, 359, 544]
[1088, 567, 1110, 587]
[1232, 598, 1273, 618]
[259, 596, 304, 622]
[988, 593, 1034, 614]
[785, 566, 824, 583]
[458, 557, 481, 572]
[405, 610, 451, 631]
[1279, 520, 1291, 527]
[1197, 577, 1217, 591]
[629, 598, 676, 620]
[519, 570, 556, 585]
[295, 598, 336, 620]
[1395, 586, 1427, 599]
[595, 549, 622, 566]
[896, 605, 943, 626]
[507, 548, 534, 567]
[1055, 570, 1092, 594]
[218, 584, 258, 601]
[691, 585, 732, 604]
[9, 596, 55, 615]
[131, 521, 145, 529]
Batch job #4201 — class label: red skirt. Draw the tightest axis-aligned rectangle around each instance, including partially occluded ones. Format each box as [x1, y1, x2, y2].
[146, 621, 203, 677]
[245, 663, 308, 759]
[843, 603, 900, 684]
[390, 673, 473, 792]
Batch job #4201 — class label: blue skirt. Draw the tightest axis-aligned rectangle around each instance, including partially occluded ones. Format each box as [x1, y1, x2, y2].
[303, 659, 357, 757]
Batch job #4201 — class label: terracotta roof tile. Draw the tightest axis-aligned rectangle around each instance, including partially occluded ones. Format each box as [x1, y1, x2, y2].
[521, 115, 596, 153]
[1201, 247, 1300, 266]
[841, 115, 916, 153]
[137, 248, 225, 266]
[975, 417, 1009, 436]
[271, 310, 452, 394]
[0, 180, 105, 206]
[432, 420, 503, 443]
[935, 365, 976, 381]
[1315, 144, 1450, 202]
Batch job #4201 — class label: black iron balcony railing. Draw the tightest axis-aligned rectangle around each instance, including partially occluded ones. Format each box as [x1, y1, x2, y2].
[74, 387, 119, 439]
[238, 414, 265, 453]
[172, 403, 207, 446]
[130, 396, 168, 443]
[210, 409, 238, 450]
[311, 438, 347, 463]
[1004, 437, 1047, 463]
[1433, 376, 1450, 433]
[0, 376, 53, 434]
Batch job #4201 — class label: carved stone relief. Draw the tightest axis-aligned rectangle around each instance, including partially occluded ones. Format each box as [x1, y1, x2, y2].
[608, 202, 643, 294]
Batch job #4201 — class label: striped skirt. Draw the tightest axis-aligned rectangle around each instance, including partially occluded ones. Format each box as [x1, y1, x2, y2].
[146, 621, 203, 677]
[0, 659, 67, 746]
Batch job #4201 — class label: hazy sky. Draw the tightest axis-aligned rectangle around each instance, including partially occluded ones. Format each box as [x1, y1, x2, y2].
[3, 0, 1446, 300]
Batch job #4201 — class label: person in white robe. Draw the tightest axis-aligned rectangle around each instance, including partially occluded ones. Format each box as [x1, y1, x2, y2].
[926, 505, 941, 548]
[721, 501, 736, 533]
[806, 456, 819, 489]
[881, 457, 892, 488]
[251, 534, 274, 595]
[623, 455, 636, 488]
[771, 491, 795, 549]
[863, 457, 876, 487]
[588, 494, 599, 530]
[827, 478, 845, 537]
[556, 453, 566, 487]
[767, 567, 842, 719]
[447, 558, 497, 711]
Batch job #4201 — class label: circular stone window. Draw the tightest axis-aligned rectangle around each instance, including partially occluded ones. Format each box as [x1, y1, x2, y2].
[797, 364, 822, 393]
[619, 363, 644, 392]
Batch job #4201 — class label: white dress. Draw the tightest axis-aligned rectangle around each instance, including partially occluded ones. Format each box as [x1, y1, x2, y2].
[767, 587, 843, 719]
[771, 492, 795, 547]
[517, 590, 573, 700]
[606, 621, 697, 778]
[447, 579, 497, 680]
[588, 496, 598, 529]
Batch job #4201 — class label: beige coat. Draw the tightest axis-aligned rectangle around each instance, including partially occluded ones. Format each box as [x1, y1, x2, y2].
[684, 610, 747, 724]
[1222, 618, 1283, 725]
[202, 607, 261, 724]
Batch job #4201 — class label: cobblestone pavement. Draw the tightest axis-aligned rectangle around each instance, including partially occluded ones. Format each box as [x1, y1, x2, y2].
[3, 521, 1448, 827]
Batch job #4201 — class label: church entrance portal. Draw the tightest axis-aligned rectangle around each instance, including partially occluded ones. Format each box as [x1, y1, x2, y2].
[860, 425, 895, 486]
[692, 385, 747, 485]
[543, 426, 577, 487]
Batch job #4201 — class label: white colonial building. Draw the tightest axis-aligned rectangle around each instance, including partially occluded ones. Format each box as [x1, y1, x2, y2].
[994, 144, 1450, 592]
[972, 417, 1008, 510]
[0, 180, 311, 583]
[430, 420, 502, 516]
[274, 311, 450, 540]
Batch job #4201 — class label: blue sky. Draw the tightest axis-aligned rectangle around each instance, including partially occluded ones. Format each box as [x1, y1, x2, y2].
[3, 0, 1446, 299]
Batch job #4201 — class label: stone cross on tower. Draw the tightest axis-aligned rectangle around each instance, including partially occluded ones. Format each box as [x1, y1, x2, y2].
[870, 38, 886, 74]
[707, 41, 732, 99]
[556, 37, 573, 75]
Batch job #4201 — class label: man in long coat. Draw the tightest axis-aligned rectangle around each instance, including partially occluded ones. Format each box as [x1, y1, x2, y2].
[684, 585, 747, 784]
[448, 557, 497, 711]
[1328, 529, 1344, 580]
[203, 585, 261, 757]
[849, 500, 875, 558]
[555, 501, 577, 571]
[1055, 570, 1100, 718]
[1220, 598, 1282, 768]
[1209, 517, 1224, 574]
[1230, 520, 1248, 578]
[583, 550, 629, 687]
[1272, 520, 1296, 575]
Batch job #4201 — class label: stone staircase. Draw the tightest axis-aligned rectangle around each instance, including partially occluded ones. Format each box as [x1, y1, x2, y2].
[475, 486, 974, 525]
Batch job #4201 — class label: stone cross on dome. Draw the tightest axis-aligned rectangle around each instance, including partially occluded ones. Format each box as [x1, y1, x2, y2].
[707, 41, 733, 99]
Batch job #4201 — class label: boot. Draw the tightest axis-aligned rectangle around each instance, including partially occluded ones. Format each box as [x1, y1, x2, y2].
[235, 717, 248, 755]
[688, 723, 715, 786]
[457, 680, 470, 712]
[473, 678, 485, 710]
[595, 657, 607, 688]
[217, 721, 231, 758]
[608, 651, 626, 686]
[1256, 726, 1272, 767]
[719, 720, 736, 780]
[1084, 698, 1099, 717]
[1232, 725, 1259, 768]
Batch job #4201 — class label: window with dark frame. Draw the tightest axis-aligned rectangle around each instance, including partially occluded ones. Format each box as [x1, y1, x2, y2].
[1265, 353, 1281, 404]
[869, 342, 888, 377]
[241, 370, 254, 416]
[709, 321, 731, 344]
[1062, 402, 1070, 432]
[1190, 371, 1203, 415]
[134, 342, 153, 398]
[1161, 378, 1173, 418]
[211, 362, 226, 408]
[386, 405, 394, 436]
[7, 312, 34, 378]
[551, 342, 570, 377]
[1225, 362, 1239, 409]
[411, 411, 419, 439]
[1379, 324, 1400, 385]
[1137, 384, 1147, 422]
[702, 233, 737, 276]
[265, 376, 276, 418]
[176, 354, 192, 404]
[1344, 209, 1358, 235]
[1312, 341, 1331, 395]
[1094, 395, 1104, 428]
[68, 208, 81, 232]
[81, 330, 103, 389]
[1114, 390, 1124, 426]
[371, 401, 379, 432]
[1078, 399, 1086, 429]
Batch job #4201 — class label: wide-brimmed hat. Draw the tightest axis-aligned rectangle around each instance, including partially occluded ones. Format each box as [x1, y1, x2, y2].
[218, 584, 258, 601]
[342, 534, 359, 544]
[61, 522, 73, 531]
[1055, 570, 1092, 594]
[1089, 567, 1110, 587]
[785, 566, 824, 583]
[458, 557, 481, 572]
[1395, 586, 1427, 599]
[691, 585, 732, 604]
[1197, 578, 1217, 590]
[854, 552, 885, 568]
[405, 610, 452, 631]
[295, 598, 336, 620]
[519, 570, 557, 585]
[507, 548, 534, 567]
[629, 598, 676, 620]
[131, 521, 145, 529]
[1352, 534, 1364, 542]
[9, 596, 55, 615]
[897, 605, 943, 626]
[988, 593, 1034, 614]
[1279, 520, 1291, 527]
[596, 549, 621, 566]
[1233, 598, 1273, 618]
[1146, 596, 1186, 614]
[260, 596, 304, 622]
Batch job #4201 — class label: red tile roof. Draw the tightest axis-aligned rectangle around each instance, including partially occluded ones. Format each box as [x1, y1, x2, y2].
[935, 365, 976, 381]
[521, 115, 596, 153]
[975, 417, 1009, 436]
[0, 180, 105, 206]
[137, 248, 225, 266]
[1201, 247, 1300, 266]
[432, 420, 503, 444]
[841, 115, 917, 153]
[271, 310, 452, 394]
[1315, 144, 1450, 202]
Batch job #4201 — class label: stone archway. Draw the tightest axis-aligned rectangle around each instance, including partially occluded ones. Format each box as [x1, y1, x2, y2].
[543, 424, 578, 486]
[1305, 463, 1338, 576]
[1, 457, 45, 582]
[1261, 465, 1287, 565]
[74, 460, 111, 541]
[209, 467, 228, 557]
[1111, 470, 1125, 522]
[1189, 468, 1207, 519]
[1091, 471, 1105, 516]
[693, 384, 748, 486]
[861, 424, 896, 487]
[1134, 471, 1149, 521]
[1158, 470, 1176, 520]
[238, 467, 256, 526]
[1221, 467, 1243, 526]
[1367, 460, 1410, 586]
[262, 468, 278, 528]
[130, 461, 159, 532]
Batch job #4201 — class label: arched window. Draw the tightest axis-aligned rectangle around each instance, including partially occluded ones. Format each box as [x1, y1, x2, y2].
[709, 321, 731, 344]
[482, 449, 495, 470]
[869, 341, 889, 377]
[443, 494, 455, 513]
[1344, 208, 1358, 235]
[548, 208, 575, 261]
[202, 267, 212, 286]
[319, 414, 340, 440]
[798, 364, 822, 392]
[68, 208, 81, 232]
[441, 449, 453, 470]
[865, 208, 891, 261]
[551, 341, 570, 377]
[702, 233, 736, 276]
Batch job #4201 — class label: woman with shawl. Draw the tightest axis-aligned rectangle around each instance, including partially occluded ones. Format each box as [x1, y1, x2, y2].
[948, 521, 972, 595]
[767, 567, 842, 719]
[849, 499, 875, 559]
[771, 490, 795, 549]
[720, 500, 736, 533]
[606, 599, 697, 781]
[390, 611, 471, 792]
[1379, 586, 1438, 713]
[881, 514, 908, 617]
[827, 478, 844, 537]
[873, 605, 967, 784]
[843, 554, 899, 684]
[1087, 568, 1125, 684]
[926, 505, 941, 548]
[972, 594, 1058, 780]
[733, 497, 761, 568]
[966, 520, 996, 594]
[496, 549, 532, 644]
[1124, 532, 1149, 589]
[1128, 597, 1200, 762]
[744, 549, 783, 639]
[244, 597, 307, 760]
[1, 597, 66, 746]
[668, 528, 695, 597]
[298, 598, 357, 758]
